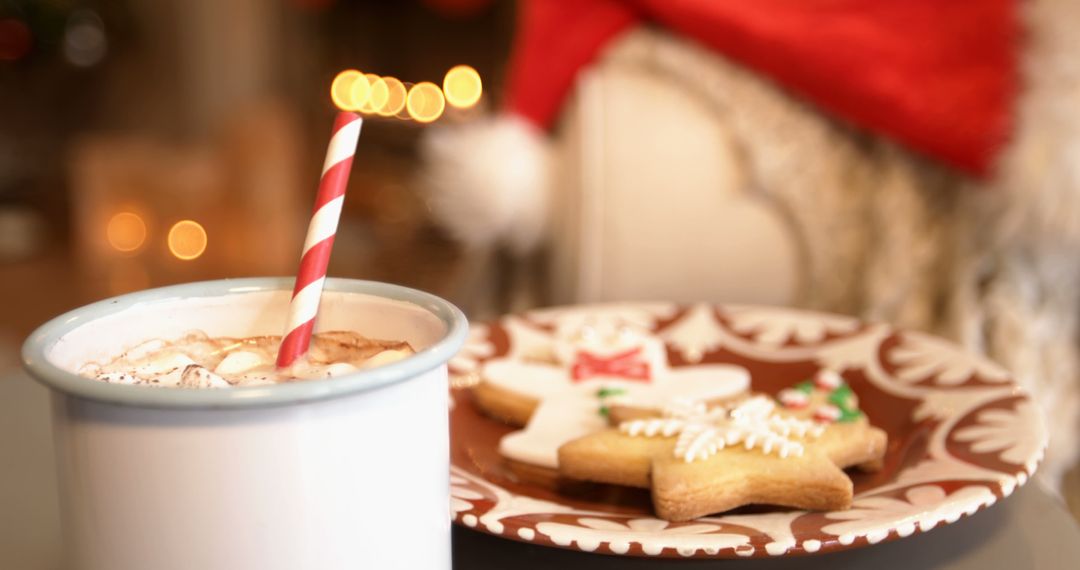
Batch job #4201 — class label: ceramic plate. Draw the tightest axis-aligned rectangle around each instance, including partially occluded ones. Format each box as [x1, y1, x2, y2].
[447, 303, 1046, 558]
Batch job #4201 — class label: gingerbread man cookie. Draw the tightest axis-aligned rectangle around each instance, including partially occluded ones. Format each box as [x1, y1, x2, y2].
[558, 371, 888, 521]
[472, 317, 751, 474]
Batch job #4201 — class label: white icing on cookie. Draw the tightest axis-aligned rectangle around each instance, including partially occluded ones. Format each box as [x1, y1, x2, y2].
[499, 387, 609, 467]
[502, 317, 560, 361]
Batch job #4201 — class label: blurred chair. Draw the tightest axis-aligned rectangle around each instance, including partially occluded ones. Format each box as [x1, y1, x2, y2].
[546, 29, 955, 330]
[549, 45, 797, 307]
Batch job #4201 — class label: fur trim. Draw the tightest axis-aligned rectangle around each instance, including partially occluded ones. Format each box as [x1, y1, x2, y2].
[420, 115, 551, 254]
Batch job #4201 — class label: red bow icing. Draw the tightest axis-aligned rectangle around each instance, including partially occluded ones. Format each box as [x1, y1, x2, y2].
[571, 347, 652, 382]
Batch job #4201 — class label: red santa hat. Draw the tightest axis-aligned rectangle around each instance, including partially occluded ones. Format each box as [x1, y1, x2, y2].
[423, 0, 1017, 252]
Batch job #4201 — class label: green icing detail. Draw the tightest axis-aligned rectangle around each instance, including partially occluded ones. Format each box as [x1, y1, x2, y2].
[786, 376, 865, 422]
[596, 387, 627, 418]
[839, 407, 863, 422]
[825, 384, 862, 422]
[828, 384, 854, 407]
[597, 387, 628, 399]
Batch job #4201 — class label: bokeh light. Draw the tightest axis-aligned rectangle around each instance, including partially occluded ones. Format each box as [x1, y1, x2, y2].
[167, 220, 207, 260]
[378, 76, 408, 116]
[105, 212, 147, 253]
[361, 73, 389, 114]
[331, 69, 369, 111]
[443, 65, 482, 108]
[406, 82, 446, 123]
[396, 82, 415, 119]
[348, 74, 371, 111]
[63, 10, 108, 68]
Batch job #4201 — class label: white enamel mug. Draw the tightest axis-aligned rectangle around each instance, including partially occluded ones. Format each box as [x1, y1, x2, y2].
[22, 278, 467, 570]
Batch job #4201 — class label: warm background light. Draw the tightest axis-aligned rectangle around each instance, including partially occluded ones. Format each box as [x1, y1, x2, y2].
[378, 76, 407, 116]
[396, 82, 415, 119]
[348, 73, 371, 110]
[334, 68, 476, 118]
[361, 73, 389, 114]
[406, 82, 445, 123]
[442, 64, 482, 108]
[331, 69, 369, 111]
[105, 212, 147, 252]
[167, 220, 207, 260]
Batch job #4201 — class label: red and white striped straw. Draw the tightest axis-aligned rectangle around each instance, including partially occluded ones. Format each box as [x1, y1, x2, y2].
[276, 111, 363, 369]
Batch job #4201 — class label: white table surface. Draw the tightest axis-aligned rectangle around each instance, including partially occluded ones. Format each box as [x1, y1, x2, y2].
[4, 368, 1080, 569]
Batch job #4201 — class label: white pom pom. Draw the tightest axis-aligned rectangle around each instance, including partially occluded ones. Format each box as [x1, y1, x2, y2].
[420, 114, 551, 254]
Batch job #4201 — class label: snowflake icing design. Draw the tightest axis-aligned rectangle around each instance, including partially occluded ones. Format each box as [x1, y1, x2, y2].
[620, 396, 824, 462]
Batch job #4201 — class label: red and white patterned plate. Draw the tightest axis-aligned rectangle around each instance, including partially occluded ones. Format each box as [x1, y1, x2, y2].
[448, 304, 1046, 558]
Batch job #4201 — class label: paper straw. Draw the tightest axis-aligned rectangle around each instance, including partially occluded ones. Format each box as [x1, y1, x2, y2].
[276, 111, 362, 368]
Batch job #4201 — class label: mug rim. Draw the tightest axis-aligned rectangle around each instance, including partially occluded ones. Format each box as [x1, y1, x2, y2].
[21, 277, 468, 410]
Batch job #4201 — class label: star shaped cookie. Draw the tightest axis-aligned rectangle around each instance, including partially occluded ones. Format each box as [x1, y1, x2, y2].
[558, 373, 887, 521]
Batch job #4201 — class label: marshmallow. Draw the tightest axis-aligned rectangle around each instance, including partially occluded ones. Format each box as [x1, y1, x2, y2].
[179, 365, 230, 389]
[214, 351, 268, 376]
[361, 349, 410, 369]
